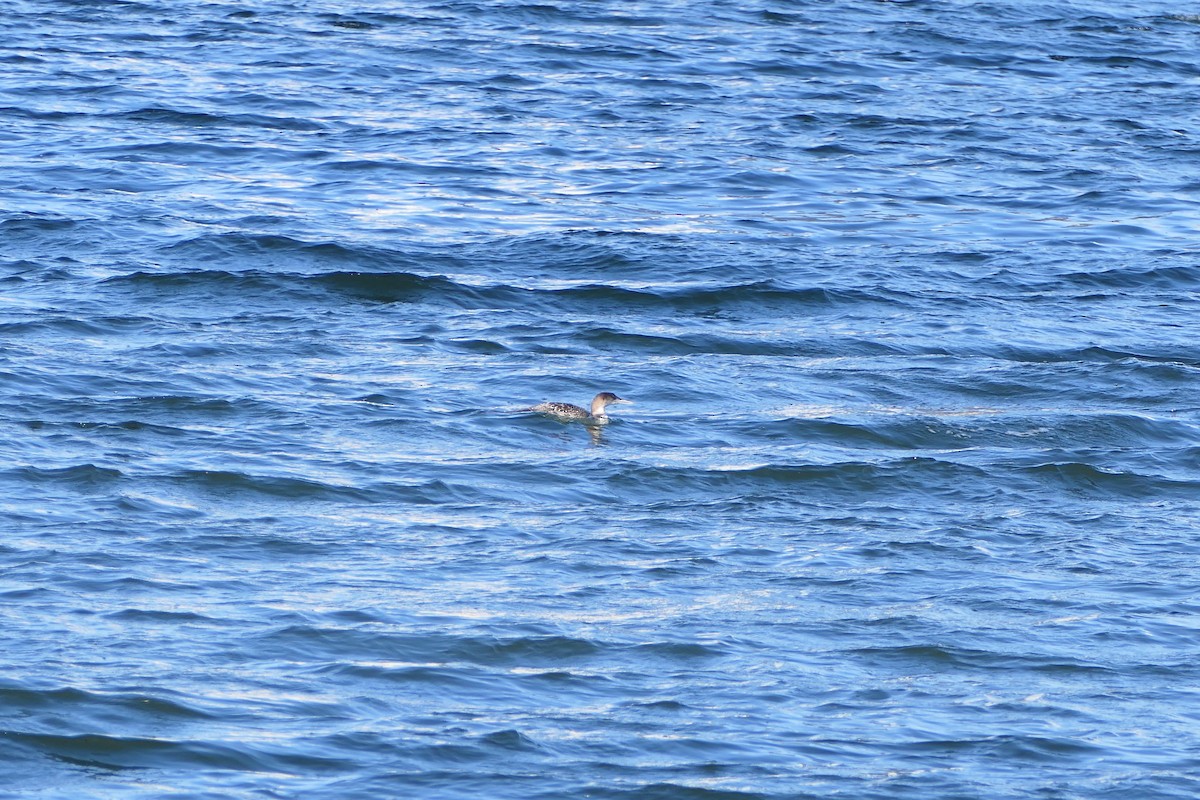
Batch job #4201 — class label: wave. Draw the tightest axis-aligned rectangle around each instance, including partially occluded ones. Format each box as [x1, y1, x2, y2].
[606, 458, 996, 501]
[119, 106, 327, 131]
[110, 266, 480, 306]
[113, 265, 902, 316]
[0, 213, 80, 234]
[173, 469, 376, 503]
[0, 314, 154, 337]
[986, 344, 1200, 367]
[256, 626, 604, 665]
[845, 643, 1112, 673]
[579, 785, 772, 800]
[105, 226, 907, 316]
[0, 730, 351, 774]
[255, 625, 731, 669]
[1021, 461, 1200, 497]
[746, 412, 1200, 451]
[17, 396, 267, 427]
[1059, 263, 1200, 291]
[5, 464, 124, 486]
[0, 683, 213, 721]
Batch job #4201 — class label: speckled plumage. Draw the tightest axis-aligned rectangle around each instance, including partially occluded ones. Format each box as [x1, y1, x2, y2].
[530, 401, 591, 419]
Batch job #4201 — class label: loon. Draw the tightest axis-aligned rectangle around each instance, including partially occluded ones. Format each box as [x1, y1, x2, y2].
[528, 392, 630, 422]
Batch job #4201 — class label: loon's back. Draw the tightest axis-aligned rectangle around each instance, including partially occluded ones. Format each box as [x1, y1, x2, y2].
[528, 401, 590, 420]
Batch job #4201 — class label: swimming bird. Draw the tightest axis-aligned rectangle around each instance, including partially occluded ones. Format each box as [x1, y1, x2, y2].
[528, 392, 631, 423]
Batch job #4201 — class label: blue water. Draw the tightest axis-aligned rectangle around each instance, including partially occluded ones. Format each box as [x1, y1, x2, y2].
[3, 1, 1200, 797]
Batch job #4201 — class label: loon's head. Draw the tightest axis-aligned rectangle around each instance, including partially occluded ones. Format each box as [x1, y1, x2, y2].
[590, 392, 632, 417]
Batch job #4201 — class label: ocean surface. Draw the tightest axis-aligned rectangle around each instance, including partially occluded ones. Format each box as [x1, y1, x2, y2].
[3, 1, 1200, 797]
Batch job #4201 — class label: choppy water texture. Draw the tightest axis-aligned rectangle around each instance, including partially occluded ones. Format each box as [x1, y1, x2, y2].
[3, 1, 1200, 797]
